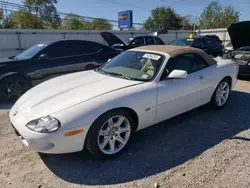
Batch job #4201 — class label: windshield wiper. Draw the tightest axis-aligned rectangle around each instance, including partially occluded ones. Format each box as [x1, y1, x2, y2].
[105, 72, 133, 80]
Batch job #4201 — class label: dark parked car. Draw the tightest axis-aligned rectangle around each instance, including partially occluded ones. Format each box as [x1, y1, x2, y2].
[169, 35, 224, 57]
[0, 39, 120, 101]
[223, 21, 250, 77]
[100, 31, 165, 51]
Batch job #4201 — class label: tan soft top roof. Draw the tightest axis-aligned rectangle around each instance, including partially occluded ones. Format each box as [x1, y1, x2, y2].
[130, 45, 217, 65]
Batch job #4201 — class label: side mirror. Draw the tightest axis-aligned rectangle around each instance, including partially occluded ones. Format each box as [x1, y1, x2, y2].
[107, 58, 112, 62]
[38, 54, 49, 60]
[167, 70, 187, 79]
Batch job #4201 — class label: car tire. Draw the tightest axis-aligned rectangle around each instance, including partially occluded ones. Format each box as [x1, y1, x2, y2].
[0, 75, 31, 102]
[210, 78, 231, 109]
[85, 109, 135, 159]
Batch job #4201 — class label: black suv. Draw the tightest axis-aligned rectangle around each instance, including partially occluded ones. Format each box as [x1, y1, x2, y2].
[100, 31, 165, 51]
[169, 35, 224, 57]
[0, 39, 120, 101]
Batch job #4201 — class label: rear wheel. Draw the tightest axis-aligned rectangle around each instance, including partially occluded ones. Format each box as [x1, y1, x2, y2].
[85, 110, 135, 159]
[210, 78, 231, 108]
[0, 76, 31, 102]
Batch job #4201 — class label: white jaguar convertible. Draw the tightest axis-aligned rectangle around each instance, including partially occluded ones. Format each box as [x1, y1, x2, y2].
[9, 45, 238, 158]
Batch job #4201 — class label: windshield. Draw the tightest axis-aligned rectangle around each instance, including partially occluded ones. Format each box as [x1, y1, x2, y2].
[99, 51, 164, 81]
[15, 43, 48, 60]
[170, 38, 194, 46]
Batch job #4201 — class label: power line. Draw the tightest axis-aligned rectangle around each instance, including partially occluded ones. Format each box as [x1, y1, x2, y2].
[0, 1, 144, 26]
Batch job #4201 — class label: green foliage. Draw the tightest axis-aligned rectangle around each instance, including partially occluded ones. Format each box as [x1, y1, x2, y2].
[199, 1, 239, 29]
[62, 13, 87, 30]
[91, 18, 112, 30]
[24, 0, 61, 29]
[11, 9, 43, 29]
[144, 7, 182, 30]
[0, 9, 3, 21]
[62, 14, 112, 30]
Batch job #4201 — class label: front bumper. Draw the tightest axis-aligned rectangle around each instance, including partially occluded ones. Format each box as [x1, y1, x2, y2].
[9, 110, 88, 154]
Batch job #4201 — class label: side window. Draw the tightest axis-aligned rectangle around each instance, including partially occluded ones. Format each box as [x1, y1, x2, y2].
[45, 41, 105, 59]
[191, 54, 208, 71]
[79, 41, 104, 54]
[46, 42, 74, 58]
[206, 38, 219, 46]
[166, 54, 208, 74]
[193, 38, 205, 47]
[154, 37, 164, 45]
[145, 36, 155, 45]
[131, 37, 145, 46]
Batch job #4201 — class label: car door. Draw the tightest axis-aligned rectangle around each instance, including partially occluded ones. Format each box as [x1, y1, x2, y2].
[145, 36, 156, 45]
[76, 41, 119, 71]
[35, 41, 78, 83]
[156, 53, 214, 123]
[153, 37, 165, 45]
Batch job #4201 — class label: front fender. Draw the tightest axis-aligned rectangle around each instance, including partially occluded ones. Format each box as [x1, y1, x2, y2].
[0, 72, 30, 82]
[51, 82, 157, 132]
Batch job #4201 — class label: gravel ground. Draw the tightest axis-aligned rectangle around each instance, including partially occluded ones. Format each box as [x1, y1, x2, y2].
[1, 79, 250, 188]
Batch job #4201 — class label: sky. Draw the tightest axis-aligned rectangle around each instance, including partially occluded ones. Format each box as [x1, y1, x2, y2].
[9, 0, 250, 24]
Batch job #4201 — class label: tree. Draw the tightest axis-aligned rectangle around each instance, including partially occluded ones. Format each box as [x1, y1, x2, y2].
[91, 18, 112, 30]
[199, 1, 239, 29]
[143, 7, 182, 30]
[0, 9, 16, 28]
[220, 6, 240, 28]
[62, 13, 92, 30]
[24, 0, 61, 29]
[0, 9, 3, 28]
[181, 16, 193, 30]
[11, 9, 43, 29]
[62, 14, 112, 30]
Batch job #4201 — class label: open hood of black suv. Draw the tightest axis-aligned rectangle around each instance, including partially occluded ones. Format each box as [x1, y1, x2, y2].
[228, 21, 250, 49]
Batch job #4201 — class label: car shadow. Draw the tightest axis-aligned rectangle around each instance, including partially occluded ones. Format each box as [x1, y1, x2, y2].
[40, 90, 250, 186]
[238, 75, 250, 81]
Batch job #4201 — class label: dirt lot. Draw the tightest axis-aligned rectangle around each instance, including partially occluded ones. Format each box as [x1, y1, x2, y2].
[1, 80, 250, 188]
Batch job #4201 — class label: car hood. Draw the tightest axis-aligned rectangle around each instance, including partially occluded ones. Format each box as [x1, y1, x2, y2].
[228, 21, 250, 49]
[100, 32, 126, 47]
[13, 70, 142, 120]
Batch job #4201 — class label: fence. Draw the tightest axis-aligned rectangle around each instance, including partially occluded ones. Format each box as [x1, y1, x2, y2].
[0, 28, 230, 58]
[196, 28, 230, 44]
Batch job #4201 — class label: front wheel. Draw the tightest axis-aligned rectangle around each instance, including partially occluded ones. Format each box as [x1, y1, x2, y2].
[0, 76, 31, 102]
[85, 110, 135, 159]
[210, 78, 231, 108]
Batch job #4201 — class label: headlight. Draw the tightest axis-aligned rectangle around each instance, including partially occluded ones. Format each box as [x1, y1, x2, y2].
[26, 116, 61, 133]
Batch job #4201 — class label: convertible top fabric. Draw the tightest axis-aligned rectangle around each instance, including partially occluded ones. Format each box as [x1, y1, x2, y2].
[132, 45, 217, 65]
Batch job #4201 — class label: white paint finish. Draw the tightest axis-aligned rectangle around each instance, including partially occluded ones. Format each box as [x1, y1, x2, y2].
[9, 50, 238, 154]
[168, 70, 188, 79]
[12, 70, 142, 120]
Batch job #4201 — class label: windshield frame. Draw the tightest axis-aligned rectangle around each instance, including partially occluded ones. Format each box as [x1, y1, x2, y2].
[96, 50, 166, 82]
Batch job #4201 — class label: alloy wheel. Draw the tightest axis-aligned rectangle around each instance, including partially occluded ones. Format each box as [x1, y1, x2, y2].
[97, 115, 131, 155]
[215, 81, 230, 107]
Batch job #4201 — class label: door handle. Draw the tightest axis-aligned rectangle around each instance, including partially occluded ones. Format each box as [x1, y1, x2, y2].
[199, 76, 204, 80]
